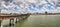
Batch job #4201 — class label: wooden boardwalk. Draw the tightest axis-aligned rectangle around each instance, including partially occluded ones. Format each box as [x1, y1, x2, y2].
[0, 14, 30, 19]
[0, 13, 30, 27]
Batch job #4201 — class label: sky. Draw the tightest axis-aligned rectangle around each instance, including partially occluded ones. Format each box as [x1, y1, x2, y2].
[0, 0, 60, 14]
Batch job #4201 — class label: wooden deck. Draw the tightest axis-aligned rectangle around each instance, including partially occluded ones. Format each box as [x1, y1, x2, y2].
[0, 14, 30, 20]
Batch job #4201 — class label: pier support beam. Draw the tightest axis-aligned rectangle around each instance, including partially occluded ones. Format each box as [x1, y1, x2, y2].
[0, 20, 1, 27]
[9, 18, 14, 27]
[15, 18, 20, 23]
[0, 20, 3, 27]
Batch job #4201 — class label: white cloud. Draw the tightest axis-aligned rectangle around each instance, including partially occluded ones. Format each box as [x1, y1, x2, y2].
[1, 0, 60, 14]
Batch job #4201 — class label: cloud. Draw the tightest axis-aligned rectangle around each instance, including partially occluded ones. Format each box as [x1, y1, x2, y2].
[1, 0, 60, 14]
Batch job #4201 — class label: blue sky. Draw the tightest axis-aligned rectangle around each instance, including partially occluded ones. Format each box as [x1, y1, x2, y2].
[1, 0, 60, 13]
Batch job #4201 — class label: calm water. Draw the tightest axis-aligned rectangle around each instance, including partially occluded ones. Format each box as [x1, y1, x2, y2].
[14, 15, 60, 27]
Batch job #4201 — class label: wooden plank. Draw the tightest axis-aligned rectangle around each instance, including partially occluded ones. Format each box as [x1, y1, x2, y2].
[0, 14, 29, 20]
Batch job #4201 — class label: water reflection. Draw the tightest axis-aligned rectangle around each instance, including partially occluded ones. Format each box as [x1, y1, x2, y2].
[14, 15, 60, 27]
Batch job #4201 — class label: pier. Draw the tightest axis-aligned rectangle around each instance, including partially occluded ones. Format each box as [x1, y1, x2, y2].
[0, 13, 30, 27]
